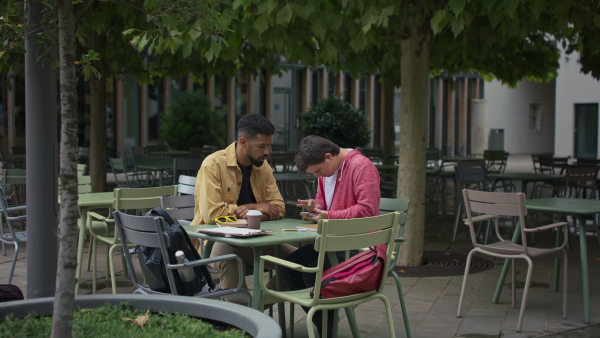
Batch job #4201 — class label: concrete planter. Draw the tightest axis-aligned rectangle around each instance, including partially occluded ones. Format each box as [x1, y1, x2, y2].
[0, 294, 281, 338]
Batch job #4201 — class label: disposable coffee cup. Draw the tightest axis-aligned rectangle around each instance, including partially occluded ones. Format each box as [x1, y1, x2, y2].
[246, 210, 263, 229]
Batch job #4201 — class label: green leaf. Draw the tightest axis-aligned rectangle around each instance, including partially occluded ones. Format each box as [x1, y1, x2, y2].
[504, 0, 519, 18]
[253, 15, 269, 34]
[450, 14, 464, 37]
[322, 43, 337, 62]
[481, 0, 496, 14]
[349, 31, 367, 51]
[204, 47, 214, 62]
[530, 0, 546, 19]
[431, 10, 448, 35]
[448, 0, 467, 16]
[182, 39, 192, 58]
[189, 20, 202, 40]
[276, 4, 294, 25]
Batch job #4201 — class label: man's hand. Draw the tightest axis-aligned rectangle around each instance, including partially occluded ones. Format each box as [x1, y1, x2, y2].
[302, 206, 327, 223]
[296, 199, 321, 212]
[234, 203, 281, 220]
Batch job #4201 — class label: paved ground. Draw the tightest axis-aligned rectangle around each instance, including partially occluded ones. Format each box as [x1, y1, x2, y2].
[2, 154, 600, 337]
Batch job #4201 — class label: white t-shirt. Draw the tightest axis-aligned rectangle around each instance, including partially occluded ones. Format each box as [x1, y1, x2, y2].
[323, 149, 352, 210]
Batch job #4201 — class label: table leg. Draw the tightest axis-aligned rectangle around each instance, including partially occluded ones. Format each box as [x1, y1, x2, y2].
[492, 220, 521, 303]
[576, 215, 591, 323]
[252, 247, 264, 310]
[75, 207, 90, 294]
[274, 245, 287, 338]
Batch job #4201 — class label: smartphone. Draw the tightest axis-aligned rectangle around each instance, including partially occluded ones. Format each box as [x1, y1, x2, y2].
[300, 211, 318, 217]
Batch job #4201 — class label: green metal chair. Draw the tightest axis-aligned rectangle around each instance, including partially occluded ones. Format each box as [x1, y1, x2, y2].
[379, 198, 412, 338]
[87, 185, 178, 294]
[109, 157, 150, 188]
[259, 212, 401, 338]
[1, 167, 26, 255]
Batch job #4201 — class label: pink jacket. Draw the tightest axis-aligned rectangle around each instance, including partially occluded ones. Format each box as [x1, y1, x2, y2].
[315, 150, 380, 219]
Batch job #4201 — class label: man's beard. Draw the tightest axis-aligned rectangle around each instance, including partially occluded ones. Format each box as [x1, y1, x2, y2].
[247, 153, 265, 167]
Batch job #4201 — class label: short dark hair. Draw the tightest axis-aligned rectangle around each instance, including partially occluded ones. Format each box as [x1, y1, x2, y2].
[295, 135, 340, 172]
[237, 113, 275, 139]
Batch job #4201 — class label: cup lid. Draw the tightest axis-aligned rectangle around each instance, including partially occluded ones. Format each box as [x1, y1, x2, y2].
[247, 210, 262, 216]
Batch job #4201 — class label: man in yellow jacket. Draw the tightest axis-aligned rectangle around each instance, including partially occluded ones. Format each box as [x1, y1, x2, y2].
[192, 113, 296, 298]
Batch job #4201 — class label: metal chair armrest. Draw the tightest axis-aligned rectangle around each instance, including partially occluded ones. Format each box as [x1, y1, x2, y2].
[523, 222, 568, 233]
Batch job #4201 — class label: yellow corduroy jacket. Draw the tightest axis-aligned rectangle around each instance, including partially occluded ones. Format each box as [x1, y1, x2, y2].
[191, 142, 285, 225]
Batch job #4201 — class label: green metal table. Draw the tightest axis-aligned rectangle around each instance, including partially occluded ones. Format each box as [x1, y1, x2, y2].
[185, 218, 317, 310]
[487, 172, 563, 196]
[493, 197, 600, 323]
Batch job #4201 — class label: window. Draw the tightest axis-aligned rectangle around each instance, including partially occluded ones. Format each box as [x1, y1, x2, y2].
[529, 103, 542, 131]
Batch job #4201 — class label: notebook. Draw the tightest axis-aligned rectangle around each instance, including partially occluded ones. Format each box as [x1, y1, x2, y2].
[197, 227, 272, 238]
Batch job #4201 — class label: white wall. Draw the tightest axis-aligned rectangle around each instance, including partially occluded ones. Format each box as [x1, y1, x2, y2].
[485, 79, 555, 155]
[555, 51, 600, 157]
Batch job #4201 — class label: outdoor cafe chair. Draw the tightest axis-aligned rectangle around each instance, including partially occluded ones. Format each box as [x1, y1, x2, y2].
[172, 157, 203, 185]
[0, 187, 26, 284]
[259, 212, 401, 338]
[457, 189, 568, 332]
[176, 174, 196, 195]
[109, 157, 150, 188]
[484, 150, 509, 174]
[113, 211, 252, 304]
[87, 185, 178, 294]
[379, 198, 412, 337]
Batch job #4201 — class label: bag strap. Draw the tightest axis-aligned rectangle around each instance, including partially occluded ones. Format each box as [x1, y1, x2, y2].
[148, 207, 216, 291]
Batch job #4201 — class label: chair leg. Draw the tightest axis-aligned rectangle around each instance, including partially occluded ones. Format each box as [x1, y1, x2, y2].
[7, 243, 19, 285]
[457, 250, 475, 318]
[561, 251, 568, 319]
[390, 270, 412, 337]
[516, 257, 533, 333]
[511, 258, 516, 308]
[453, 202, 464, 242]
[343, 307, 359, 337]
[92, 237, 98, 294]
[108, 244, 118, 294]
[377, 294, 397, 338]
[306, 307, 318, 338]
[289, 303, 295, 338]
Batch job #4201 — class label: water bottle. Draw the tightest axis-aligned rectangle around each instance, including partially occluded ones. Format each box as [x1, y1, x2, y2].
[175, 250, 195, 282]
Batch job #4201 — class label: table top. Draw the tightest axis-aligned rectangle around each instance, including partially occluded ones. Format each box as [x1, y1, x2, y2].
[273, 173, 316, 182]
[185, 218, 317, 247]
[525, 197, 600, 215]
[150, 150, 191, 156]
[487, 172, 564, 181]
[136, 163, 173, 170]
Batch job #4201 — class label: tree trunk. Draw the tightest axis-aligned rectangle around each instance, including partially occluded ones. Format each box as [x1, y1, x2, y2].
[88, 32, 107, 192]
[382, 81, 396, 160]
[52, 0, 79, 337]
[396, 19, 431, 266]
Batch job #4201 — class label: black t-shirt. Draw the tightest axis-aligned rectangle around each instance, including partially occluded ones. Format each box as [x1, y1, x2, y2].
[237, 162, 257, 206]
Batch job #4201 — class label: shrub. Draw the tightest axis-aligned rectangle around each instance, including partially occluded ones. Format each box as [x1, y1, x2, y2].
[301, 96, 370, 148]
[159, 91, 226, 150]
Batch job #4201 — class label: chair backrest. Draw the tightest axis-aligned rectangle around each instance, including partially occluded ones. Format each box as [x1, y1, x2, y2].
[538, 156, 569, 174]
[77, 175, 92, 194]
[484, 150, 509, 173]
[146, 145, 168, 154]
[379, 198, 409, 269]
[161, 194, 195, 221]
[456, 159, 486, 168]
[359, 148, 385, 165]
[455, 166, 487, 190]
[311, 212, 400, 299]
[113, 185, 178, 212]
[131, 146, 147, 156]
[109, 157, 136, 188]
[77, 163, 88, 176]
[173, 158, 203, 184]
[190, 147, 215, 158]
[577, 158, 600, 167]
[271, 151, 297, 173]
[462, 189, 527, 248]
[426, 150, 441, 172]
[113, 211, 176, 294]
[0, 187, 23, 240]
[563, 166, 599, 198]
[177, 175, 196, 195]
